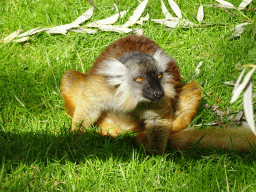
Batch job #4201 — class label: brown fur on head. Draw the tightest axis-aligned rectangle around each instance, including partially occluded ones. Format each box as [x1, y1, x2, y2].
[89, 35, 182, 96]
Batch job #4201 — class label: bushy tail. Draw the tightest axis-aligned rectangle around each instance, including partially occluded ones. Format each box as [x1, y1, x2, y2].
[169, 126, 256, 152]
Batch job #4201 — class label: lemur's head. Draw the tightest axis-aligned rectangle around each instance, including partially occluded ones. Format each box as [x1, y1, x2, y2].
[98, 49, 176, 110]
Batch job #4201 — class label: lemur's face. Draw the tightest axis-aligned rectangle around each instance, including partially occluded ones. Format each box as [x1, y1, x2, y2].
[122, 52, 165, 102]
[97, 49, 176, 104]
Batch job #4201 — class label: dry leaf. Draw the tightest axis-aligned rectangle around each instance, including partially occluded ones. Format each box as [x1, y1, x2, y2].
[231, 23, 251, 37]
[68, 28, 97, 34]
[152, 18, 194, 28]
[226, 107, 231, 115]
[122, 0, 148, 28]
[232, 68, 246, 94]
[205, 104, 226, 117]
[161, 0, 173, 19]
[168, 0, 182, 19]
[11, 93, 25, 107]
[197, 5, 204, 23]
[232, 110, 243, 122]
[47, 23, 79, 35]
[203, 4, 216, 8]
[17, 27, 39, 37]
[18, 28, 50, 37]
[119, 10, 127, 19]
[47, 28, 68, 35]
[99, 25, 132, 33]
[152, 19, 179, 28]
[113, 3, 119, 12]
[182, 19, 196, 27]
[13, 37, 30, 43]
[215, 0, 235, 9]
[223, 81, 235, 86]
[215, 109, 225, 117]
[72, 7, 94, 26]
[194, 122, 218, 127]
[86, 11, 127, 27]
[238, 0, 252, 9]
[2, 29, 22, 43]
[136, 13, 149, 25]
[243, 80, 256, 135]
[231, 68, 255, 103]
[195, 61, 203, 75]
[133, 28, 143, 35]
[86, 14, 119, 27]
[3, 14, 87, 42]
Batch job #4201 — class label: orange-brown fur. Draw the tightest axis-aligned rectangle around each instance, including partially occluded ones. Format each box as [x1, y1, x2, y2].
[61, 35, 196, 153]
[61, 75, 201, 153]
[61, 69, 184, 153]
[61, 34, 256, 152]
[61, 69, 202, 152]
[98, 82, 256, 152]
[97, 81, 201, 148]
[169, 126, 256, 152]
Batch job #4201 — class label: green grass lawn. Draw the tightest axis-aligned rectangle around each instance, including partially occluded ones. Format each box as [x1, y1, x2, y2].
[1, 0, 256, 191]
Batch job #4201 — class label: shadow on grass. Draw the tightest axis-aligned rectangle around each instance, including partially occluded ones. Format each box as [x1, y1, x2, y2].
[1, 126, 256, 167]
[0, 127, 143, 164]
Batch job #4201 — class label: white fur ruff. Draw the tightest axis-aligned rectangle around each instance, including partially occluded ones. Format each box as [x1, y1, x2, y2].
[153, 49, 173, 72]
[97, 59, 143, 111]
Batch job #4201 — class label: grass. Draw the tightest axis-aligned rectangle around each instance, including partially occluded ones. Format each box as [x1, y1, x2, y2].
[1, 0, 256, 191]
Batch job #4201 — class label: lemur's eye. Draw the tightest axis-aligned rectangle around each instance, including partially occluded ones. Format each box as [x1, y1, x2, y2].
[135, 77, 143, 82]
[158, 74, 162, 79]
